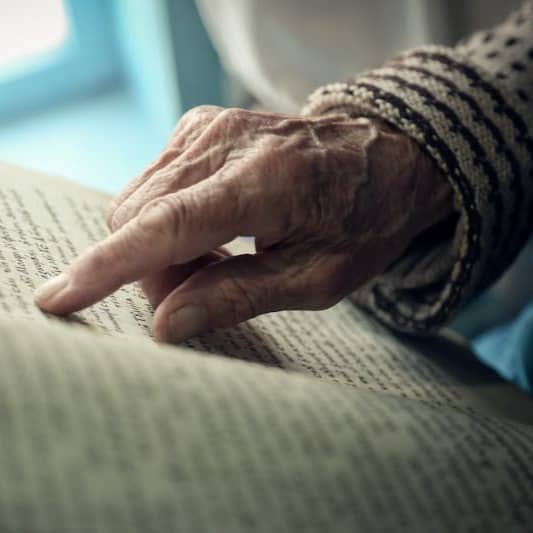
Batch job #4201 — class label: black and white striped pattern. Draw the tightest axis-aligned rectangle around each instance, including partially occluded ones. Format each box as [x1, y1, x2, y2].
[302, 4, 533, 333]
[459, 0, 533, 104]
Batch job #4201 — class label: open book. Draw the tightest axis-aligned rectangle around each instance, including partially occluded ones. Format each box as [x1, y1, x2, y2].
[0, 161, 532, 532]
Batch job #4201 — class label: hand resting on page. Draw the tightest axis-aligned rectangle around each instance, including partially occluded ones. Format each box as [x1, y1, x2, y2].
[34, 106, 453, 343]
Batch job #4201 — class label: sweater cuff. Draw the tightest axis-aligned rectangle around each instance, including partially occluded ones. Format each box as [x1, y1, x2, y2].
[302, 45, 533, 333]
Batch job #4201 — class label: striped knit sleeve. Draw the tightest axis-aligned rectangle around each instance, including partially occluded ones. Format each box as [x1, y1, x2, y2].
[302, 1, 533, 333]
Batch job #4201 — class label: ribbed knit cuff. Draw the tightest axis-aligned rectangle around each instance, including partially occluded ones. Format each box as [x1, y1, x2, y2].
[303, 45, 533, 332]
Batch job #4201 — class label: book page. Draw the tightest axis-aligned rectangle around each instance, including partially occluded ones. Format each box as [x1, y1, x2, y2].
[0, 161, 532, 424]
[0, 316, 531, 532]
[194, 303, 533, 425]
[0, 162, 154, 336]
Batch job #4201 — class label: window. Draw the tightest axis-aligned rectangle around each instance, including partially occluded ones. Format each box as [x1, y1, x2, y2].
[0, 0, 69, 73]
[0, 0, 120, 121]
[0, 0, 224, 191]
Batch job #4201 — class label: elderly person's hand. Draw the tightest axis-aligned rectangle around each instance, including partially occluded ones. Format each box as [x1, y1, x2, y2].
[35, 106, 453, 343]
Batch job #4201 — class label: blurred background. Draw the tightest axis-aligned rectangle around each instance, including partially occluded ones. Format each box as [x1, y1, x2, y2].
[0, 0, 519, 195]
[0, 0, 228, 193]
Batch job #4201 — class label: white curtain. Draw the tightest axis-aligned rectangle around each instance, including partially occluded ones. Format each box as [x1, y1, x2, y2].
[196, 0, 522, 112]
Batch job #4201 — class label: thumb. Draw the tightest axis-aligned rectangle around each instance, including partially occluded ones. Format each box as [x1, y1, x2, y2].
[152, 250, 309, 343]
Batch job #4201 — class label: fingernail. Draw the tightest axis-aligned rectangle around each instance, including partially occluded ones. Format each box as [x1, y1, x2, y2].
[34, 273, 70, 306]
[167, 305, 208, 343]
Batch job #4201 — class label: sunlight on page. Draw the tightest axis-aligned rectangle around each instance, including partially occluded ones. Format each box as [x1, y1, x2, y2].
[0, 0, 69, 73]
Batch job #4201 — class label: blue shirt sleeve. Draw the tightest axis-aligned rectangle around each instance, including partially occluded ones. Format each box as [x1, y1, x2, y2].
[474, 302, 533, 392]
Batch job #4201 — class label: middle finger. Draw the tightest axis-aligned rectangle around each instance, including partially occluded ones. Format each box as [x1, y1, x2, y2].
[107, 105, 225, 230]
[109, 111, 238, 231]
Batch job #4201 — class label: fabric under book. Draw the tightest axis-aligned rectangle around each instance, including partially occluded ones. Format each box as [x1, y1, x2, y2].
[0, 161, 532, 532]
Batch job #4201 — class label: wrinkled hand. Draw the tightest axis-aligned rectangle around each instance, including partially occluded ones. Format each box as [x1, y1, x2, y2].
[35, 106, 452, 342]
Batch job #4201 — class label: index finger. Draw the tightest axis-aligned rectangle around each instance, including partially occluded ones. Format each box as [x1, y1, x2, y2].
[34, 177, 260, 316]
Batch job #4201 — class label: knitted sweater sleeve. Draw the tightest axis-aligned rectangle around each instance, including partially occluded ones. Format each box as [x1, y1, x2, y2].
[302, 2, 533, 333]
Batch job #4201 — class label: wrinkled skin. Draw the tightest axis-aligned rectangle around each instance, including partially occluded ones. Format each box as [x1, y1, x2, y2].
[35, 106, 453, 342]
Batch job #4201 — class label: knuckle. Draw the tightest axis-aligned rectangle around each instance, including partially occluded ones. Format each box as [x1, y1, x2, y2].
[180, 106, 205, 124]
[170, 108, 204, 139]
[202, 107, 250, 146]
[218, 107, 248, 126]
[219, 107, 237, 119]
[180, 105, 223, 128]
[137, 195, 185, 237]
[218, 272, 258, 324]
[193, 104, 222, 116]
[196, 104, 224, 117]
